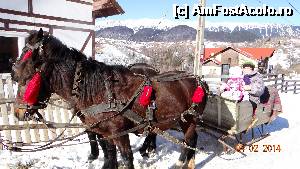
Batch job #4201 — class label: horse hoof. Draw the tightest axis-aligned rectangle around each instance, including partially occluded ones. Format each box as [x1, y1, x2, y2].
[187, 157, 195, 169]
[174, 160, 184, 169]
[139, 149, 149, 158]
[148, 149, 156, 158]
[117, 165, 133, 169]
[140, 152, 149, 158]
[88, 154, 98, 161]
[102, 161, 118, 169]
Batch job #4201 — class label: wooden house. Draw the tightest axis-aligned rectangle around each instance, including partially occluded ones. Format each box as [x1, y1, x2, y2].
[202, 47, 276, 77]
[0, 0, 124, 73]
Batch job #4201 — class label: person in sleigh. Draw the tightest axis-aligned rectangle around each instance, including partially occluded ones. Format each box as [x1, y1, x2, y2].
[220, 62, 265, 130]
[242, 62, 265, 130]
[220, 66, 249, 102]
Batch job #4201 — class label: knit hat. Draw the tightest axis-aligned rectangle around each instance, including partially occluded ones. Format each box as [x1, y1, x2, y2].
[242, 62, 255, 70]
[229, 66, 243, 78]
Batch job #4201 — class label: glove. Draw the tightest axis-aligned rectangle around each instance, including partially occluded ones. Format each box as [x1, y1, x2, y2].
[244, 85, 251, 91]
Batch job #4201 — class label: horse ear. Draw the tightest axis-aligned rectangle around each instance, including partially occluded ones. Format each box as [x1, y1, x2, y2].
[38, 28, 43, 39]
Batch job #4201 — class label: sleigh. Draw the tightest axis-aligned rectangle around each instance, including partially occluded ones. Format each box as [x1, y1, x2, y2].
[199, 86, 282, 151]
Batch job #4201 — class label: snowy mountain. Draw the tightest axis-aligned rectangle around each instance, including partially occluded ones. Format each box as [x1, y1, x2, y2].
[95, 18, 197, 32]
[94, 19, 300, 72]
[96, 19, 300, 42]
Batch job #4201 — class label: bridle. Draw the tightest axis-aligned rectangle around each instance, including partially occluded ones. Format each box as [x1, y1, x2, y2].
[15, 36, 51, 119]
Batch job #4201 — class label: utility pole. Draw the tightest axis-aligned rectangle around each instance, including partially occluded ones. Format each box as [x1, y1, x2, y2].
[193, 0, 206, 76]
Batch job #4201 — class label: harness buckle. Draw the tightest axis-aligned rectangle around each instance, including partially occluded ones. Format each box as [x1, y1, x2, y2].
[146, 101, 156, 122]
[108, 98, 117, 109]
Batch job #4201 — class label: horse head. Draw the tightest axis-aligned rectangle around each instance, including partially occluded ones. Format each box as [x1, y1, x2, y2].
[12, 28, 52, 120]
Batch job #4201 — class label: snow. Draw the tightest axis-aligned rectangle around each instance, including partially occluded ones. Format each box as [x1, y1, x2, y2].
[0, 92, 298, 169]
[95, 38, 149, 66]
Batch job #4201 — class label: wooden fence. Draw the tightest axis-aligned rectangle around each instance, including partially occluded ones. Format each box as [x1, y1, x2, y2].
[263, 74, 300, 94]
[0, 73, 85, 150]
[204, 74, 300, 94]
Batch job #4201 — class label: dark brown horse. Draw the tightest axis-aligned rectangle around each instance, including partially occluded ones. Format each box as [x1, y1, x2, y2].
[12, 29, 208, 169]
[13, 62, 160, 163]
[88, 63, 160, 160]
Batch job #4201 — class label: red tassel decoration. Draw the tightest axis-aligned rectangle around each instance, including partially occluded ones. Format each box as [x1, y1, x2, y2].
[22, 50, 33, 61]
[192, 86, 205, 103]
[23, 72, 42, 105]
[139, 85, 153, 107]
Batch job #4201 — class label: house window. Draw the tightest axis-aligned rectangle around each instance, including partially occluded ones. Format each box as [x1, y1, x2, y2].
[228, 58, 232, 65]
[0, 36, 18, 73]
[221, 64, 230, 82]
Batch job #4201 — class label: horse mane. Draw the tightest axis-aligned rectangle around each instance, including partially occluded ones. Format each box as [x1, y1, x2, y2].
[34, 32, 134, 106]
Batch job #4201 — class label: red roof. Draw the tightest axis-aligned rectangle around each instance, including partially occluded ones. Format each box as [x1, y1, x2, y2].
[203, 48, 223, 60]
[238, 48, 275, 60]
[203, 47, 275, 61]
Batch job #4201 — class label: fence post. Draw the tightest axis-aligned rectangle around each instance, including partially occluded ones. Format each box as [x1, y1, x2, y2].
[40, 109, 49, 142]
[281, 74, 285, 92]
[0, 76, 12, 148]
[285, 81, 288, 93]
[294, 82, 297, 94]
[71, 111, 79, 135]
[55, 101, 64, 138]
[46, 105, 57, 140]
[7, 76, 22, 145]
[62, 102, 73, 137]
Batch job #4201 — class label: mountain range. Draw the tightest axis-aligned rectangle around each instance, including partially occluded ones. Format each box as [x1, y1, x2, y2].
[95, 19, 300, 43]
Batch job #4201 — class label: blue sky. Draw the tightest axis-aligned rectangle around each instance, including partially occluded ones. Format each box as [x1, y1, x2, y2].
[105, 0, 300, 25]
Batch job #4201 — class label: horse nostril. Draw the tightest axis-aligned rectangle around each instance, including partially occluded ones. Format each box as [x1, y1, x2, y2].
[14, 108, 26, 121]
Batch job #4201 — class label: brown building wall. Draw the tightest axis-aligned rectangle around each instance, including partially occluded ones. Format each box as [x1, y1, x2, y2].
[220, 49, 239, 66]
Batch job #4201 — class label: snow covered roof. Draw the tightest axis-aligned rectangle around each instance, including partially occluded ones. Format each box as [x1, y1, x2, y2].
[93, 0, 124, 18]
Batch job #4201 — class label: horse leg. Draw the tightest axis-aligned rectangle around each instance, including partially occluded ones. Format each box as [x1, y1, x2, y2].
[139, 133, 157, 157]
[113, 135, 134, 169]
[98, 137, 118, 169]
[147, 133, 157, 155]
[176, 122, 198, 169]
[87, 131, 99, 161]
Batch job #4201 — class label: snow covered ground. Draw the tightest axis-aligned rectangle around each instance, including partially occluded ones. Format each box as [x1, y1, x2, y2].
[0, 92, 297, 169]
[95, 38, 150, 66]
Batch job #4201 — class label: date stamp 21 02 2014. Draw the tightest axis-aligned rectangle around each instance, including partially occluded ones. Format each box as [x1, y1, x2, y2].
[236, 144, 282, 153]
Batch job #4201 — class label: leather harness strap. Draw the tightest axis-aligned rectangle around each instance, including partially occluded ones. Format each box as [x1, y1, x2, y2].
[70, 61, 149, 126]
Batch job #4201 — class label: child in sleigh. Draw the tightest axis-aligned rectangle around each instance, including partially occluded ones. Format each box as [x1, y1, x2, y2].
[220, 66, 249, 102]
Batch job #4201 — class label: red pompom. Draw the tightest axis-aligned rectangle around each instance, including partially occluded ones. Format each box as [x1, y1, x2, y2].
[192, 86, 205, 103]
[23, 72, 42, 105]
[139, 85, 153, 107]
[22, 50, 33, 61]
